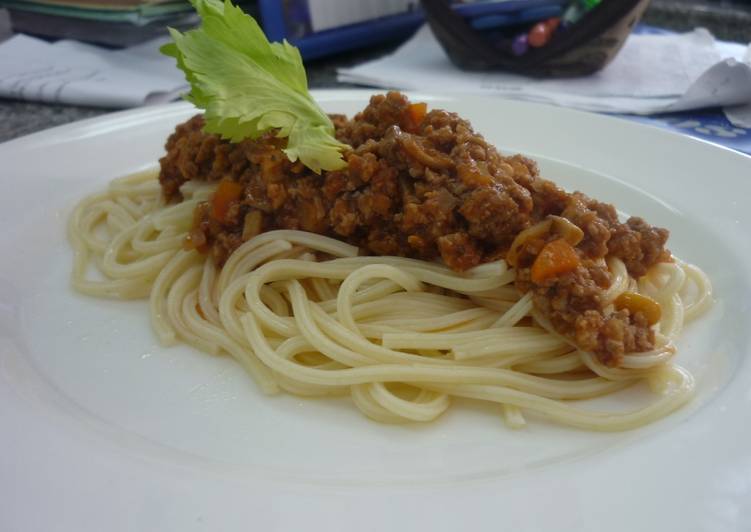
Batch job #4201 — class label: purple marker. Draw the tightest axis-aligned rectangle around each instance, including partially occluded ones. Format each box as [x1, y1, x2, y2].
[512, 33, 529, 56]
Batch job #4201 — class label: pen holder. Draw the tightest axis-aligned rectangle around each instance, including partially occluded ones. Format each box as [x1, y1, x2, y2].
[420, 0, 651, 77]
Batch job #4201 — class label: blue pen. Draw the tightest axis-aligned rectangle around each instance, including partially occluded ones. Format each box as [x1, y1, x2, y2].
[469, 5, 564, 30]
[452, 0, 568, 19]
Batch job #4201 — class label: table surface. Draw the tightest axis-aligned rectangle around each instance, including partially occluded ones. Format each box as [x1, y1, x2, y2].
[1, 0, 749, 144]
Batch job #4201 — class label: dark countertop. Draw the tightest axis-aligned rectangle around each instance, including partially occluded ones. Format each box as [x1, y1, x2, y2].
[1, 0, 749, 144]
[644, 0, 751, 42]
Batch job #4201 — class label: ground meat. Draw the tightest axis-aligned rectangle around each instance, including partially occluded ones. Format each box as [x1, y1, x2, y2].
[608, 217, 670, 277]
[158, 91, 672, 366]
[560, 193, 615, 258]
[437, 233, 482, 271]
[570, 309, 653, 366]
[159, 115, 246, 201]
[528, 261, 654, 366]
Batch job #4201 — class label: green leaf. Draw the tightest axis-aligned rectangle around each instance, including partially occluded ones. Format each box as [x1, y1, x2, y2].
[163, 0, 347, 173]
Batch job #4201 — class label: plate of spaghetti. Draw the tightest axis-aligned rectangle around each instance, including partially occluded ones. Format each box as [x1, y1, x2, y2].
[67, 91, 713, 432]
[1, 2, 750, 531]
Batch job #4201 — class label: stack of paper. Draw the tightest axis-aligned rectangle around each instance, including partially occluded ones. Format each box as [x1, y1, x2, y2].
[0, 0, 199, 46]
[2, 0, 191, 24]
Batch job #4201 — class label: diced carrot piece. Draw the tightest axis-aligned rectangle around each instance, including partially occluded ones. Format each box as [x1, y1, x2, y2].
[211, 179, 244, 223]
[403, 102, 427, 132]
[530, 238, 580, 284]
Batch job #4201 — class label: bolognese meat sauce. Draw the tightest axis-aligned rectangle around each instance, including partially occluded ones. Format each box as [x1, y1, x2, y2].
[159, 91, 670, 367]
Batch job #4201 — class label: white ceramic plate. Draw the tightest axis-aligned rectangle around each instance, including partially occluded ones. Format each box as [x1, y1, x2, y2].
[1, 90, 750, 532]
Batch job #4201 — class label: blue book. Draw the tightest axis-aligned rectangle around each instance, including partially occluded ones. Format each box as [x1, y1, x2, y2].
[258, 0, 423, 60]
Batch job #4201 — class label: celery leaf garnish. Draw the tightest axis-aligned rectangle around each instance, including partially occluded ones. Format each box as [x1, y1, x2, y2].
[162, 0, 347, 172]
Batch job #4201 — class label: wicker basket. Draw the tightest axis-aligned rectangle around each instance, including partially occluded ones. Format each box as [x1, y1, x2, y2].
[420, 0, 652, 77]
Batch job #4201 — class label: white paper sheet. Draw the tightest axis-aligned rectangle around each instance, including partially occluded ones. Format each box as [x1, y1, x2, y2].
[0, 34, 188, 108]
[307, 0, 420, 32]
[339, 26, 751, 127]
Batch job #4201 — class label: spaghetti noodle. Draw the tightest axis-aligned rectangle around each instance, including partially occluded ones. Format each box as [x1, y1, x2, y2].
[68, 168, 712, 430]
